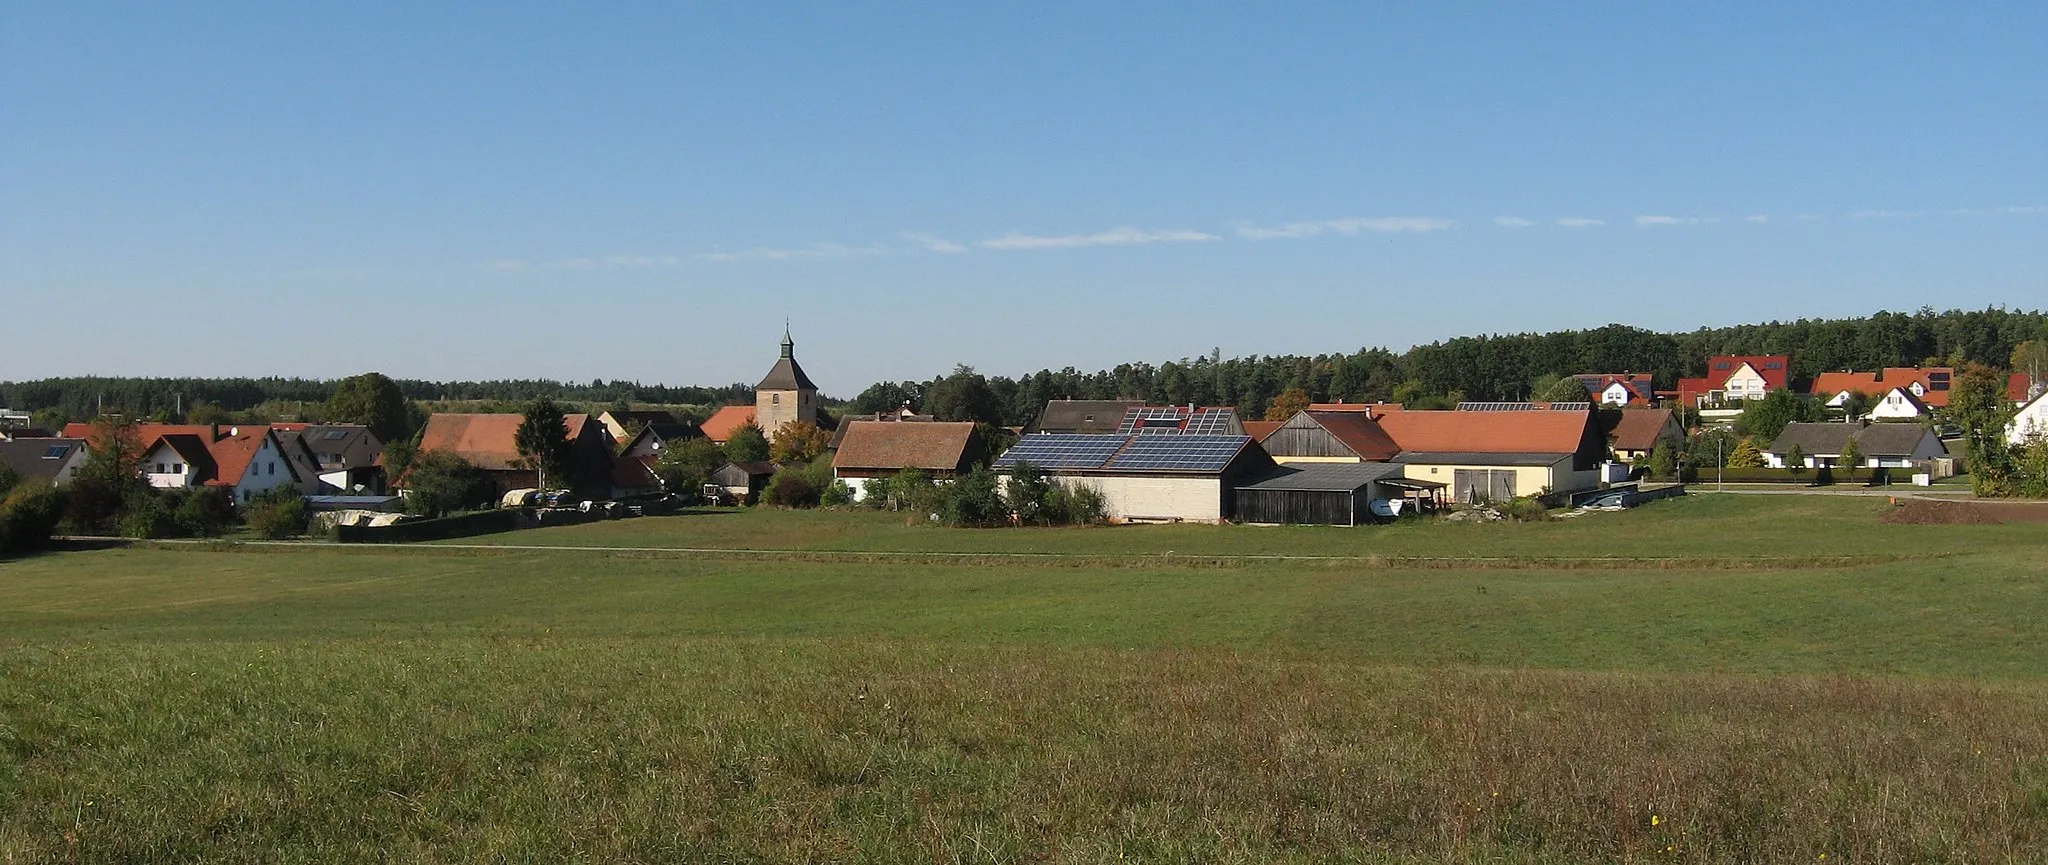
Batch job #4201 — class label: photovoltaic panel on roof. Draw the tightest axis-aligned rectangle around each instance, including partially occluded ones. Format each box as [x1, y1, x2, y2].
[993, 434, 1127, 469]
[1117, 406, 1187, 435]
[1182, 409, 1237, 435]
[1457, 402, 1534, 411]
[1105, 435, 1247, 473]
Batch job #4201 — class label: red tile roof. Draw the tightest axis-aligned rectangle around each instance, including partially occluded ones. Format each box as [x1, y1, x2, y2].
[700, 405, 757, 443]
[1305, 402, 1371, 412]
[1304, 410, 1402, 461]
[1810, 371, 1883, 399]
[1609, 409, 1677, 452]
[832, 421, 982, 473]
[1375, 409, 1594, 455]
[415, 413, 593, 471]
[2012, 373, 2036, 403]
[1241, 420, 1283, 441]
[1706, 355, 1792, 390]
[131, 423, 291, 487]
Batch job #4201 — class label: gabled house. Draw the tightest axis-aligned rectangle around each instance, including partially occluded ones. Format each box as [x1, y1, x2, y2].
[0, 438, 88, 486]
[825, 408, 935, 450]
[1374, 409, 1606, 502]
[409, 413, 616, 498]
[2010, 390, 2048, 446]
[1573, 373, 1656, 406]
[832, 421, 987, 500]
[1865, 387, 1931, 421]
[1258, 410, 1401, 463]
[1765, 422, 1948, 469]
[136, 425, 310, 504]
[1607, 409, 1682, 462]
[1114, 405, 1246, 436]
[1811, 368, 1955, 411]
[1675, 355, 1791, 406]
[1026, 400, 1146, 435]
[619, 421, 707, 466]
[993, 433, 1277, 523]
[295, 424, 385, 494]
[1810, 371, 1884, 408]
[597, 409, 681, 443]
[700, 406, 758, 445]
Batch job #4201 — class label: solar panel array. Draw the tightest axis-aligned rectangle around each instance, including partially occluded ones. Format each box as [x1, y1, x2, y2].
[1115, 406, 1240, 435]
[1547, 402, 1593, 411]
[994, 433, 1251, 473]
[993, 434, 1128, 469]
[1106, 435, 1247, 472]
[1457, 402, 1535, 412]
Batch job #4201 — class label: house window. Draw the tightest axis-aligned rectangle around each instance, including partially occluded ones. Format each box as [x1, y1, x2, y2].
[772, 394, 780, 405]
[156, 462, 166, 473]
[268, 462, 276, 475]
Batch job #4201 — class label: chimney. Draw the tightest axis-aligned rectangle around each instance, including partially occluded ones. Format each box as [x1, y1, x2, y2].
[210, 423, 220, 441]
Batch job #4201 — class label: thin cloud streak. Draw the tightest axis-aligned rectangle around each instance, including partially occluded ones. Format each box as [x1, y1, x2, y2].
[481, 255, 680, 272]
[1556, 217, 1605, 228]
[900, 231, 967, 254]
[697, 243, 886, 262]
[1635, 215, 1703, 227]
[1238, 216, 1456, 240]
[977, 226, 1219, 250]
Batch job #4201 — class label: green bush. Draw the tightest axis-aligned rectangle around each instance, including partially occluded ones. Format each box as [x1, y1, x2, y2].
[821, 480, 855, 507]
[119, 490, 177, 539]
[1041, 482, 1107, 525]
[1498, 497, 1551, 522]
[245, 488, 309, 539]
[0, 481, 67, 555]
[763, 468, 821, 508]
[173, 488, 237, 537]
[941, 468, 1008, 528]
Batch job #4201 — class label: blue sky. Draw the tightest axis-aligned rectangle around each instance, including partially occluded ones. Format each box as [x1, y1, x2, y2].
[4, 3, 2043, 396]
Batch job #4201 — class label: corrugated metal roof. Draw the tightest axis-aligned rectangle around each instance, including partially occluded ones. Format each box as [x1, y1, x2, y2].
[1236, 462, 1403, 492]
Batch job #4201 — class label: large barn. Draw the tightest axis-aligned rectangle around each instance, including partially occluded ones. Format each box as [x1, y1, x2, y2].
[993, 433, 1275, 523]
[1234, 462, 1445, 526]
[1375, 409, 1606, 503]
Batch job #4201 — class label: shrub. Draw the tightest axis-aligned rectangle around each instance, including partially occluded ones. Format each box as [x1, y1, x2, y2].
[1498, 497, 1551, 522]
[245, 488, 309, 539]
[0, 481, 67, 555]
[119, 490, 177, 539]
[821, 480, 855, 507]
[1005, 460, 1052, 525]
[941, 468, 1008, 528]
[402, 451, 495, 518]
[173, 487, 237, 537]
[764, 467, 821, 508]
[1042, 482, 1107, 526]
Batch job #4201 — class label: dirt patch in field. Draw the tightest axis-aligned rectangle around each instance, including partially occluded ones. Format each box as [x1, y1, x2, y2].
[1966, 501, 2048, 523]
[1880, 499, 2001, 525]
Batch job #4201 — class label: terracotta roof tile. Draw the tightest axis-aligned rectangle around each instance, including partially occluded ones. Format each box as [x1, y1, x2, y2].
[1375, 409, 1594, 455]
[832, 421, 982, 473]
[1609, 409, 1677, 452]
[1303, 410, 1402, 461]
[1241, 420, 1283, 441]
[700, 406, 757, 443]
[415, 413, 592, 471]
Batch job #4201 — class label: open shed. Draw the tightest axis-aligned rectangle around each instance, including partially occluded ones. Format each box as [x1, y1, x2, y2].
[1235, 463, 1442, 525]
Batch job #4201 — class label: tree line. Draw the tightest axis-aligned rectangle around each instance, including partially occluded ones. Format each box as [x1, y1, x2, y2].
[849, 308, 2048, 426]
[0, 376, 756, 426]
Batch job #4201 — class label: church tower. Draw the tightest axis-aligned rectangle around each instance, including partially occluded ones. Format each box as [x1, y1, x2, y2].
[754, 326, 818, 442]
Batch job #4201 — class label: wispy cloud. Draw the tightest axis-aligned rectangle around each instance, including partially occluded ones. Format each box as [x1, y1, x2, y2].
[1635, 215, 1704, 227]
[1238, 216, 1456, 240]
[899, 232, 967, 254]
[481, 255, 680, 273]
[977, 226, 1220, 250]
[1849, 209, 1921, 220]
[1555, 217, 1605, 228]
[1493, 216, 1535, 228]
[1746, 214, 1772, 224]
[697, 243, 885, 262]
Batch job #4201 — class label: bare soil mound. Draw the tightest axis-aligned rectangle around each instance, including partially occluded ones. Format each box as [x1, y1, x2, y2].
[1880, 499, 2002, 525]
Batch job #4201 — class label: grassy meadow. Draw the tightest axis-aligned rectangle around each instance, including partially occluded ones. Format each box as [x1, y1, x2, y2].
[4, 494, 2048, 862]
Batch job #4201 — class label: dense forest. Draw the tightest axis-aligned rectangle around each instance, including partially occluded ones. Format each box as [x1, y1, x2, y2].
[7, 307, 2044, 429]
[852, 307, 2048, 426]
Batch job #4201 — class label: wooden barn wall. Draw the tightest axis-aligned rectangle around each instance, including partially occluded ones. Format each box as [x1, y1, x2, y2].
[1262, 424, 1357, 458]
[1236, 488, 1358, 525]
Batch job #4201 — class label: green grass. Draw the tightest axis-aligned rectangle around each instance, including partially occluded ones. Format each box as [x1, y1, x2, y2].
[5, 495, 2048, 862]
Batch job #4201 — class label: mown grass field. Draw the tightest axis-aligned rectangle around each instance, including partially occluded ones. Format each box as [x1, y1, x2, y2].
[4, 495, 2048, 862]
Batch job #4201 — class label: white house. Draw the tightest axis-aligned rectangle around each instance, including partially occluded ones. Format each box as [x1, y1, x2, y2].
[1765, 422, 1948, 469]
[138, 425, 308, 504]
[2010, 391, 2048, 446]
[1865, 387, 1930, 421]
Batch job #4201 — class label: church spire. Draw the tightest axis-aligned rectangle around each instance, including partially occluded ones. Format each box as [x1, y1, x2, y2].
[780, 321, 794, 359]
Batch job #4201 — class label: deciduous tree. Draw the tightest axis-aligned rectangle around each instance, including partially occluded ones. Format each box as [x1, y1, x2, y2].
[770, 421, 831, 464]
[1264, 388, 1310, 421]
[326, 372, 414, 443]
[514, 397, 575, 490]
[723, 423, 770, 463]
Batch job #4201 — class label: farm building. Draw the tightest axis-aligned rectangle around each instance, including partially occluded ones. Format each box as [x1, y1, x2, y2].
[0, 438, 87, 487]
[1026, 400, 1146, 434]
[1234, 462, 1444, 526]
[1376, 409, 1606, 502]
[711, 461, 780, 504]
[2013, 390, 2048, 445]
[1607, 409, 1682, 463]
[832, 421, 987, 501]
[1258, 410, 1401, 463]
[409, 413, 616, 498]
[993, 433, 1276, 523]
[1765, 422, 1948, 469]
